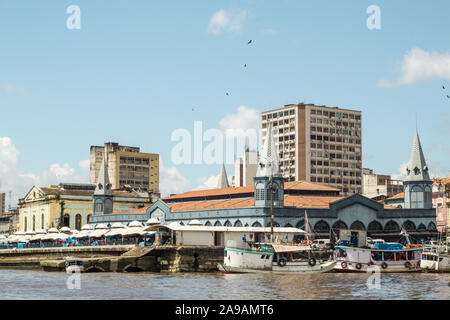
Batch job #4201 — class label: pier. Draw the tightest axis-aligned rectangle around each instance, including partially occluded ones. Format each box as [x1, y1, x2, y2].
[0, 245, 224, 273]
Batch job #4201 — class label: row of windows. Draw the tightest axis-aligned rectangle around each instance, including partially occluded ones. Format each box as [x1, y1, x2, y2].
[23, 213, 92, 232]
[119, 165, 151, 172]
[119, 157, 152, 165]
[310, 177, 361, 185]
[310, 110, 361, 121]
[262, 109, 296, 120]
[311, 160, 362, 169]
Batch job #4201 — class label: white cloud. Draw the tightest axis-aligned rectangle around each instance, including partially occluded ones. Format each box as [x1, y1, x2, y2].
[379, 48, 450, 87]
[0, 137, 88, 209]
[1, 84, 30, 97]
[208, 9, 247, 35]
[194, 173, 233, 191]
[159, 158, 190, 197]
[391, 160, 447, 181]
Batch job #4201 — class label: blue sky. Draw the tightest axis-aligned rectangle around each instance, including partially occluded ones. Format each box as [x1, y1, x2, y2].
[0, 0, 449, 202]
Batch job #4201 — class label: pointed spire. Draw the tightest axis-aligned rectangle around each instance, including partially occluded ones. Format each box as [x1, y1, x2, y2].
[95, 156, 113, 195]
[256, 121, 280, 177]
[217, 164, 230, 189]
[405, 130, 430, 182]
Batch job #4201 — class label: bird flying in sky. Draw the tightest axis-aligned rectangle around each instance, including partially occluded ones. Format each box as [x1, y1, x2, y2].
[247, 40, 252, 45]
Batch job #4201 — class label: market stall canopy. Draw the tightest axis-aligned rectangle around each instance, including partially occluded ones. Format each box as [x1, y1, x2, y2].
[145, 218, 160, 226]
[111, 222, 126, 229]
[95, 223, 109, 230]
[59, 227, 71, 234]
[128, 221, 144, 228]
[187, 219, 202, 226]
[81, 224, 94, 231]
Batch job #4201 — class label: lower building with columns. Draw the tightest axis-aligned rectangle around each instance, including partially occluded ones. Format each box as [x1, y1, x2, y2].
[91, 127, 438, 242]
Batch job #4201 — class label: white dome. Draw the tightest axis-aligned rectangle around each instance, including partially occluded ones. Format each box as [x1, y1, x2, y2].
[128, 220, 144, 228]
[146, 218, 160, 226]
[188, 219, 203, 226]
[81, 224, 94, 231]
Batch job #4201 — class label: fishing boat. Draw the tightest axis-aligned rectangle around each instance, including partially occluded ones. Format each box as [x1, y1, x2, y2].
[65, 257, 84, 273]
[218, 240, 336, 274]
[420, 247, 450, 272]
[333, 229, 423, 273]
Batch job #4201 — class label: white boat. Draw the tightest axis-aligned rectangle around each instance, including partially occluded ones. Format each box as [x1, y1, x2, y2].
[333, 244, 422, 273]
[218, 240, 336, 274]
[65, 257, 84, 273]
[420, 246, 450, 272]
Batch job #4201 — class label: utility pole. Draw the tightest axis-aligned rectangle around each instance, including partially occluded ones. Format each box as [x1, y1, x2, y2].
[270, 175, 274, 242]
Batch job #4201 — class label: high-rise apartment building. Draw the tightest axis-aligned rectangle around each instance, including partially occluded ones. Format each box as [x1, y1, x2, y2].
[232, 150, 259, 187]
[90, 142, 159, 193]
[0, 193, 5, 214]
[261, 103, 362, 195]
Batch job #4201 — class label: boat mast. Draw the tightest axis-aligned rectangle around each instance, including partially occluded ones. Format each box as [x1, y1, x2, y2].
[270, 174, 274, 243]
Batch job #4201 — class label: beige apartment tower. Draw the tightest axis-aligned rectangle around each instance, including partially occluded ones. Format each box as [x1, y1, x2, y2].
[261, 103, 362, 196]
[0, 193, 5, 214]
[90, 142, 159, 193]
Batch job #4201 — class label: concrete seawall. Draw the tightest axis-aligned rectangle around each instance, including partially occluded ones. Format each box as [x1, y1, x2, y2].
[0, 245, 224, 273]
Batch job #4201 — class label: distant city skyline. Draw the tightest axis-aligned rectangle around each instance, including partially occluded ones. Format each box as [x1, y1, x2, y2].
[0, 1, 449, 204]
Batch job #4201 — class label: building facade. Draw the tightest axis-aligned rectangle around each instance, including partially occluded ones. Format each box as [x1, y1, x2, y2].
[0, 193, 5, 214]
[362, 168, 403, 200]
[90, 142, 159, 193]
[91, 127, 437, 242]
[232, 150, 259, 187]
[261, 103, 362, 196]
[18, 183, 151, 232]
[432, 177, 449, 233]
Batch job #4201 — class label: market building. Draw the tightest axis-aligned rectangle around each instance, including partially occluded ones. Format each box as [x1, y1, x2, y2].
[92, 126, 437, 242]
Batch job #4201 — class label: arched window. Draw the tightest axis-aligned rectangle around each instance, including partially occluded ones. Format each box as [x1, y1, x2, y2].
[410, 185, 422, 208]
[95, 199, 103, 213]
[63, 214, 70, 228]
[417, 224, 426, 231]
[32, 215, 36, 231]
[428, 222, 437, 232]
[87, 214, 92, 224]
[367, 221, 383, 233]
[234, 220, 243, 227]
[296, 220, 305, 230]
[244, 223, 249, 227]
[214, 221, 222, 227]
[24, 217, 27, 232]
[75, 214, 82, 230]
[385, 220, 400, 232]
[41, 213, 45, 230]
[255, 183, 265, 201]
[350, 221, 365, 231]
[266, 222, 280, 227]
[179, 221, 185, 226]
[332, 221, 348, 230]
[224, 220, 232, 227]
[252, 221, 262, 227]
[205, 221, 212, 226]
[314, 221, 330, 233]
[402, 220, 416, 232]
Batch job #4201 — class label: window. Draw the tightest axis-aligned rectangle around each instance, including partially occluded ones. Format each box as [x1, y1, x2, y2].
[410, 185, 422, 208]
[75, 214, 82, 230]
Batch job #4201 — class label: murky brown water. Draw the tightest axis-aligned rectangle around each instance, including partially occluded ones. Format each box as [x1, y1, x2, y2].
[0, 270, 448, 300]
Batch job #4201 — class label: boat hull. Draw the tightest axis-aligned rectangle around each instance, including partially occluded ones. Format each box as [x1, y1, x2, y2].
[218, 260, 336, 274]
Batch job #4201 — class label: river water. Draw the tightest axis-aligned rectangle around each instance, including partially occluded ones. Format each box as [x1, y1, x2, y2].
[0, 269, 448, 300]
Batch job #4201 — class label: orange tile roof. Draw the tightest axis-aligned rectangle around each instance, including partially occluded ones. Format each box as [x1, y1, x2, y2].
[433, 177, 450, 185]
[386, 192, 404, 200]
[168, 195, 344, 212]
[284, 195, 344, 208]
[163, 180, 339, 201]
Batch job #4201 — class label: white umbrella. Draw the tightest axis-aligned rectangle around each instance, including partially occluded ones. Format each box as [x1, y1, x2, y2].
[95, 223, 109, 230]
[122, 227, 145, 237]
[71, 230, 79, 234]
[128, 220, 144, 228]
[146, 218, 160, 226]
[81, 224, 94, 231]
[47, 228, 59, 234]
[59, 227, 71, 234]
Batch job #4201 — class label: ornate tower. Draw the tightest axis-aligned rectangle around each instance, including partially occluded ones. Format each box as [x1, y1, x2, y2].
[254, 122, 284, 207]
[93, 157, 114, 215]
[403, 131, 432, 209]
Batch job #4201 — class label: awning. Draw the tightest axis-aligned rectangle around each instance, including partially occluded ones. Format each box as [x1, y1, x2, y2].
[271, 244, 311, 253]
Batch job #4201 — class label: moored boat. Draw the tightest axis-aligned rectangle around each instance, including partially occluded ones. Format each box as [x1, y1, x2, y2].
[420, 246, 450, 272]
[65, 257, 84, 273]
[333, 243, 422, 273]
[218, 240, 336, 274]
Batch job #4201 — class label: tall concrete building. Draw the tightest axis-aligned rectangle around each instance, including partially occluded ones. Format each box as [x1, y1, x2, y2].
[261, 103, 362, 196]
[90, 142, 159, 193]
[362, 168, 403, 200]
[0, 193, 5, 214]
[232, 150, 259, 187]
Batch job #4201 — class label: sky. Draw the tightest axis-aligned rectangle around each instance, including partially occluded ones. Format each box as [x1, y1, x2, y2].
[0, 0, 449, 206]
